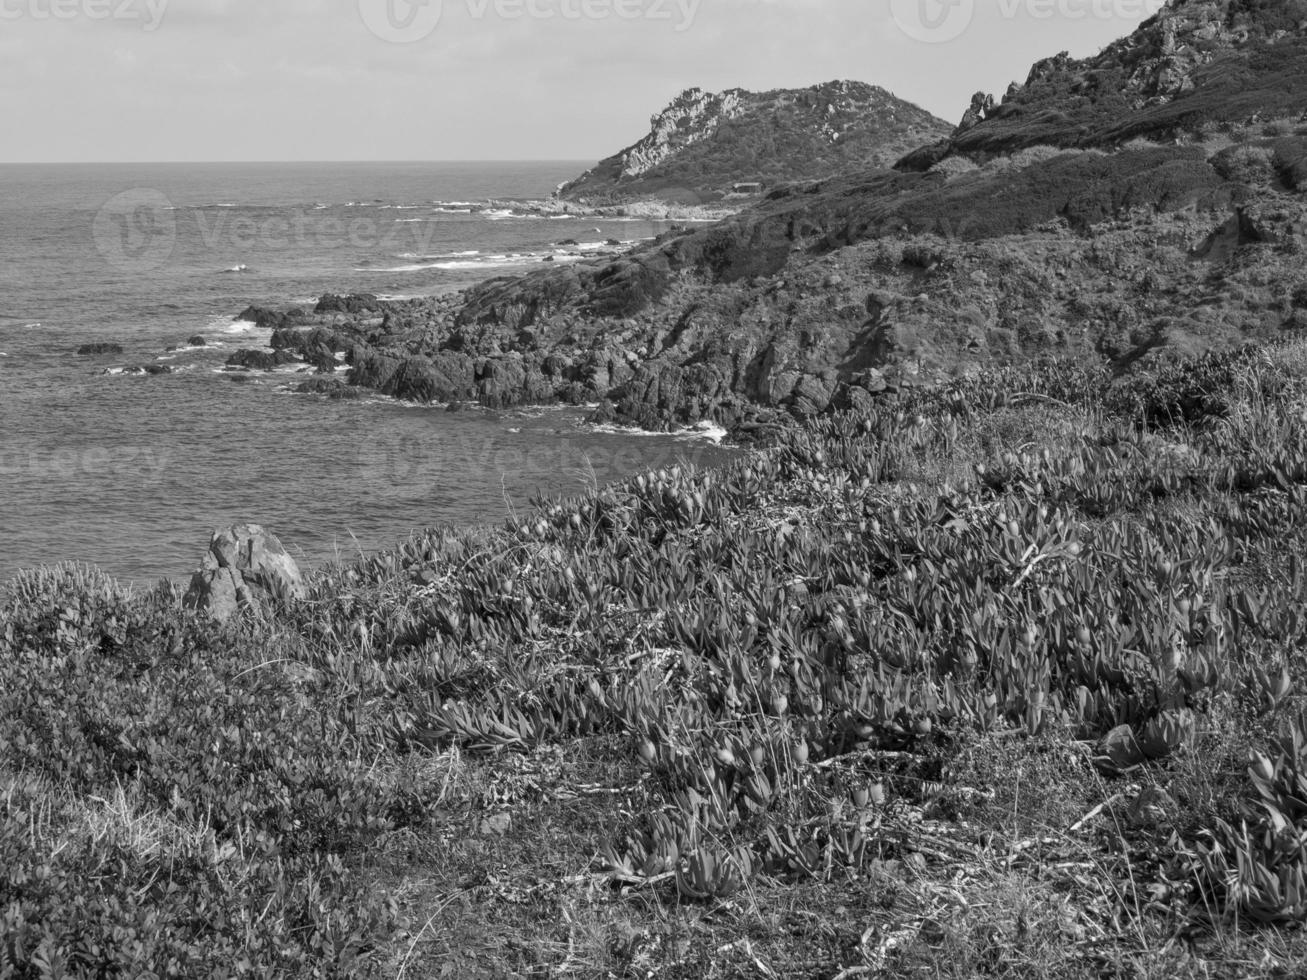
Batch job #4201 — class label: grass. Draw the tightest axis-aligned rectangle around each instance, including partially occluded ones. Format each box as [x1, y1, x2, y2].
[8, 342, 1307, 975]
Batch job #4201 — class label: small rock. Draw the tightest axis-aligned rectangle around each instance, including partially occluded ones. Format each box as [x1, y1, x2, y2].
[187, 335, 207, 347]
[183, 524, 306, 622]
[1096, 724, 1145, 773]
[78, 343, 124, 356]
[479, 813, 512, 837]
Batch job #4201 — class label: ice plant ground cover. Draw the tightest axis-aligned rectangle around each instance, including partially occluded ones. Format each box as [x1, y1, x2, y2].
[8, 342, 1307, 976]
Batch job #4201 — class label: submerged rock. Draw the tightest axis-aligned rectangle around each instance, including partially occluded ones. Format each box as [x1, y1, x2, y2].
[183, 524, 306, 622]
[78, 343, 124, 356]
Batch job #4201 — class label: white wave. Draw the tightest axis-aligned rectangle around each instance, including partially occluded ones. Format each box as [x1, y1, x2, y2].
[482, 209, 515, 219]
[587, 422, 665, 438]
[395, 250, 479, 260]
[677, 420, 728, 444]
[365, 262, 442, 273]
[366, 252, 532, 273]
[395, 218, 428, 223]
[0, 352, 8, 357]
[548, 214, 574, 220]
[223, 318, 259, 333]
[220, 264, 250, 274]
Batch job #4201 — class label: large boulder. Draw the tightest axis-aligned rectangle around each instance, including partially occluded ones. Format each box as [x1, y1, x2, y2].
[183, 524, 306, 622]
[382, 352, 476, 403]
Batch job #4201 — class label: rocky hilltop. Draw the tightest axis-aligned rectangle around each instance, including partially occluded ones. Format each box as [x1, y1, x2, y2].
[557, 81, 953, 205]
[902, 0, 1307, 168]
[243, 0, 1307, 437]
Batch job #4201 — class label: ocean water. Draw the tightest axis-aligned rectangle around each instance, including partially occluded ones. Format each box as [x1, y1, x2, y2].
[0, 162, 733, 586]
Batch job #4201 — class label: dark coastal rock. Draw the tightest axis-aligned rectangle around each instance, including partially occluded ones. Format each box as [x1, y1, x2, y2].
[315, 293, 382, 316]
[226, 349, 298, 371]
[186, 335, 207, 347]
[236, 306, 310, 331]
[613, 361, 735, 430]
[183, 524, 306, 623]
[115, 363, 173, 376]
[382, 352, 476, 403]
[78, 343, 124, 356]
[348, 348, 404, 390]
[294, 377, 362, 400]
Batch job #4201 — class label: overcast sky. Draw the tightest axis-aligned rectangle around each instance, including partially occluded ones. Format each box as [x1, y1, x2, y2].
[0, 0, 1166, 162]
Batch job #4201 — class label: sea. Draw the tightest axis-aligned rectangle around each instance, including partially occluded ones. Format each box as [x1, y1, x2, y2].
[0, 162, 735, 587]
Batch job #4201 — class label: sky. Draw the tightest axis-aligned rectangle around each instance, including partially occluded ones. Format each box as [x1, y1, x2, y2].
[0, 0, 1169, 162]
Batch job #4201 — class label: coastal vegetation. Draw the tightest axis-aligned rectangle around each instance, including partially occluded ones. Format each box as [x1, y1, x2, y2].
[8, 342, 1307, 976]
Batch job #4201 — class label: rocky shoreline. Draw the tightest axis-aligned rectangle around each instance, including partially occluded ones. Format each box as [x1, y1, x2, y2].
[487, 196, 741, 223]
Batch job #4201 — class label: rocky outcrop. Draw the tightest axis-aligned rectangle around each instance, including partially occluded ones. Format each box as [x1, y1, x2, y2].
[183, 524, 306, 622]
[236, 306, 310, 331]
[78, 343, 124, 356]
[558, 81, 953, 205]
[900, 0, 1307, 168]
[247, 4, 1307, 436]
[226, 349, 299, 371]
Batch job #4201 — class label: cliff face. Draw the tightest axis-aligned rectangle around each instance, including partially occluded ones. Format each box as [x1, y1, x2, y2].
[901, 0, 1307, 169]
[558, 81, 953, 205]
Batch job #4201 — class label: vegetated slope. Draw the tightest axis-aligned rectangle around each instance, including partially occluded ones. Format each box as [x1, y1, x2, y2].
[557, 81, 953, 205]
[899, 0, 1307, 169]
[9, 345, 1307, 974]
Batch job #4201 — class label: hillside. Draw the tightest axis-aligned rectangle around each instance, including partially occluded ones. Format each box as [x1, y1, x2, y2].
[12, 345, 1307, 973]
[235, 0, 1307, 440]
[556, 81, 953, 206]
[900, 0, 1307, 169]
